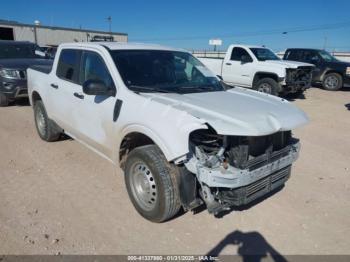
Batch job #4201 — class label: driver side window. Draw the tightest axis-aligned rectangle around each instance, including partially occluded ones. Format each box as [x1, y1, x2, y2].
[230, 47, 252, 61]
[302, 51, 319, 63]
[80, 51, 113, 88]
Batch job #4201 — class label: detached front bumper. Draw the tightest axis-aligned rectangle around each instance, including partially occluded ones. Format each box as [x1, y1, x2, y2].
[191, 140, 300, 189]
[185, 140, 300, 213]
[0, 79, 28, 100]
[217, 165, 291, 206]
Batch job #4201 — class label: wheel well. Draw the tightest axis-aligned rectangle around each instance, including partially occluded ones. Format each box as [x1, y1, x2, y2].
[119, 132, 155, 169]
[253, 72, 279, 86]
[324, 70, 343, 77]
[321, 70, 343, 83]
[32, 91, 42, 105]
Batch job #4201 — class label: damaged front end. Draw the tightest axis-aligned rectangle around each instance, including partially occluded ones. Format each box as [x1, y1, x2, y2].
[284, 66, 313, 93]
[183, 127, 300, 215]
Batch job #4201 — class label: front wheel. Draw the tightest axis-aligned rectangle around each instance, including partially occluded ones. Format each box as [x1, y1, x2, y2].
[125, 145, 181, 223]
[323, 73, 342, 91]
[254, 78, 279, 96]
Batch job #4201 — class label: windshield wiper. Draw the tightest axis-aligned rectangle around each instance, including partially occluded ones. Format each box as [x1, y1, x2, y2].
[128, 85, 177, 94]
[177, 85, 220, 92]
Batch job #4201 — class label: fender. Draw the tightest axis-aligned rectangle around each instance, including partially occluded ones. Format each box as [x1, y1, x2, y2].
[320, 68, 344, 82]
[253, 71, 281, 84]
[115, 122, 207, 166]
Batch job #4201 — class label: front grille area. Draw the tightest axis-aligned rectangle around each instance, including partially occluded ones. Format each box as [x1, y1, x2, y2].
[217, 165, 291, 206]
[226, 131, 295, 171]
[245, 145, 292, 171]
[286, 67, 312, 85]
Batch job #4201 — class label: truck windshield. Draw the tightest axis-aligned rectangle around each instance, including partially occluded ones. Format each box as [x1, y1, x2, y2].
[318, 50, 337, 62]
[0, 44, 38, 59]
[110, 50, 225, 94]
[250, 48, 280, 61]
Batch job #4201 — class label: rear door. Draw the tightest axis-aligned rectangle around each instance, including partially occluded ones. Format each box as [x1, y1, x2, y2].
[222, 47, 254, 87]
[300, 50, 323, 81]
[49, 48, 82, 133]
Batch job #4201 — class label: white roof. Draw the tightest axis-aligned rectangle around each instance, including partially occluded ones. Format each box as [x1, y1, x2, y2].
[231, 44, 265, 49]
[59, 42, 187, 52]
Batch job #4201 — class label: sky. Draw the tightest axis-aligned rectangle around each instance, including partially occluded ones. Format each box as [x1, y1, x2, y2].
[1, 0, 350, 52]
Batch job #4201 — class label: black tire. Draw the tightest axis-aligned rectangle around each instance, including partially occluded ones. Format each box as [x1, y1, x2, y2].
[323, 73, 343, 91]
[254, 78, 279, 96]
[292, 89, 305, 98]
[34, 100, 61, 142]
[0, 93, 9, 107]
[125, 145, 181, 223]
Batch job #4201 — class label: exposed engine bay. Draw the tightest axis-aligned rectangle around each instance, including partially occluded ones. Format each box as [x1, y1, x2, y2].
[183, 127, 300, 215]
[285, 66, 313, 91]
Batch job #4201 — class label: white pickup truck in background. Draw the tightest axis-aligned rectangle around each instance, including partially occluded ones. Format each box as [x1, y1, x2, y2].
[199, 45, 314, 96]
[27, 42, 308, 222]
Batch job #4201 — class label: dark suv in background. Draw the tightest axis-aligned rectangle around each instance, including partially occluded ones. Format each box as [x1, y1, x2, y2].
[0, 41, 52, 106]
[283, 48, 350, 91]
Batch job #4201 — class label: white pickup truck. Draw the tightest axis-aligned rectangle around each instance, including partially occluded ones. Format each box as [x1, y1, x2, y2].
[199, 45, 314, 96]
[27, 42, 308, 222]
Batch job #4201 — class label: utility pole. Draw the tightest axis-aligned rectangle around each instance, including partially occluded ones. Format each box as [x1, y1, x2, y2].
[323, 36, 328, 50]
[107, 16, 112, 35]
[33, 20, 40, 45]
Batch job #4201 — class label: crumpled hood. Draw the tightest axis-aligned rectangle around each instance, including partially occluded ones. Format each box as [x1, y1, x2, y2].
[0, 58, 52, 70]
[264, 60, 314, 69]
[140, 87, 309, 136]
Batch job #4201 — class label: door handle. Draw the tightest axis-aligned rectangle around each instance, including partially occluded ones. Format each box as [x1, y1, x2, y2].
[225, 62, 232, 66]
[50, 83, 58, 89]
[73, 92, 84, 99]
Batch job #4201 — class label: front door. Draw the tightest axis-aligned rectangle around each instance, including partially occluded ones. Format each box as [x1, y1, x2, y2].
[70, 50, 118, 160]
[222, 47, 253, 87]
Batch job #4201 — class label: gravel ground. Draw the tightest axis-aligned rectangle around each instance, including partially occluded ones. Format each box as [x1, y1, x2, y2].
[0, 87, 349, 256]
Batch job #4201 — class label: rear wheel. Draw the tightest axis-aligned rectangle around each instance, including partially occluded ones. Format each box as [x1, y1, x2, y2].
[0, 93, 9, 107]
[323, 73, 342, 91]
[125, 145, 181, 222]
[254, 78, 279, 96]
[34, 100, 61, 142]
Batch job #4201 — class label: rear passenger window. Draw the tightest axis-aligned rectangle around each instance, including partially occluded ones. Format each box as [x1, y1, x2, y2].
[302, 51, 317, 63]
[56, 49, 80, 83]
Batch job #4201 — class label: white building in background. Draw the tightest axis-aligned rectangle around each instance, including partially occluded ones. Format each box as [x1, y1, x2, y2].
[0, 20, 128, 46]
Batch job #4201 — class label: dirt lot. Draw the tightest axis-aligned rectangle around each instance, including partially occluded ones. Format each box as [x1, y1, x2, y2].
[0, 87, 349, 256]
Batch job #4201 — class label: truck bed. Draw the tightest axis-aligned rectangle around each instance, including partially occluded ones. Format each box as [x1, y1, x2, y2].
[29, 62, 53, 74]
[198, 57, 223, 77]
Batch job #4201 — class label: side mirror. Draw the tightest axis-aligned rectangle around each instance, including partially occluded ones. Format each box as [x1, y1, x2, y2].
[82, 79, 115, 96]
[241, 55, 252, 64]
[35, 50, 46, 58]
